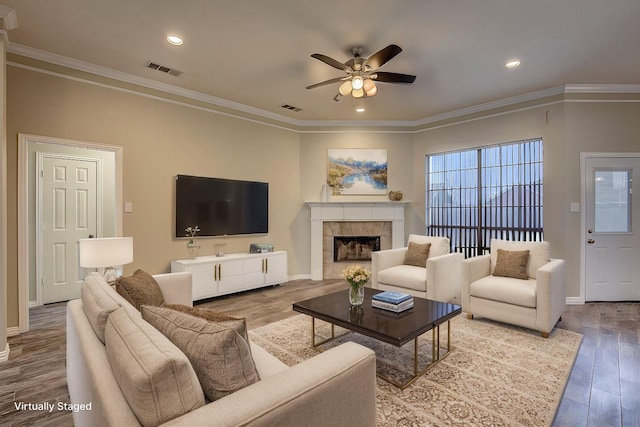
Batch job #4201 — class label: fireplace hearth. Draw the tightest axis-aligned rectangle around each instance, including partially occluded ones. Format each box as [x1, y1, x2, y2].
[333, 236, 381, 262]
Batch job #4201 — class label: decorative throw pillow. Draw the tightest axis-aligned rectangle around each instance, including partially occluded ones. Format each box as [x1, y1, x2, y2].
[493, 249, 530, 280]
[404, 242, 431, 267]
[141, 305, 260, 401]
[163, 304, 250, 343]
[115, 269, 165, 311]
[105, 307, 205, 427]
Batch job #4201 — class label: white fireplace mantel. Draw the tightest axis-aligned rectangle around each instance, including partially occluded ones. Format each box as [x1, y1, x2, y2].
[306, 201, 408, 280]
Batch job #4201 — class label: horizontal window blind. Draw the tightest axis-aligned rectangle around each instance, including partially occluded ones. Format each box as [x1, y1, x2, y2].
[426, 139, 543, 257]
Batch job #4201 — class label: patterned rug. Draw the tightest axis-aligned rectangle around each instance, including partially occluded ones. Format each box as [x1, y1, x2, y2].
[249, 314, 582, 426]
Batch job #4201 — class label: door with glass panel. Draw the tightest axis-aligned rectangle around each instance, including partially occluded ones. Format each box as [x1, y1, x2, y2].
[585, 156, 640, 301]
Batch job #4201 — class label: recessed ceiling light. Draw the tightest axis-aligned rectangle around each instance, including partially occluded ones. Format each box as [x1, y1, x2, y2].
[356, 107, 365, 112]
[505, 59, 521, 69]
[167, 35, 183, 46]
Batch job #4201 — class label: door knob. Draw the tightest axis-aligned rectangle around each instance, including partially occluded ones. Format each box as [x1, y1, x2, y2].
[587, 239, 595, 244]
[587, 228, 593, 234]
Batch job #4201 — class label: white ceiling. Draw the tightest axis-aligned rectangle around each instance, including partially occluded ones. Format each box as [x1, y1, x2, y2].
[2, 0, 639, 123]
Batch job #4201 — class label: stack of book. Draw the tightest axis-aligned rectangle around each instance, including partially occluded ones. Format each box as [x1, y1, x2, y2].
[372, 291, 414, 313]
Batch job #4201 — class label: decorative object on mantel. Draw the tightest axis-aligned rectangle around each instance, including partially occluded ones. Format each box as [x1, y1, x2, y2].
[388, 190, 403, 201]
[327, 148, 387, 195]
[250, 243, 274, 253]
[342, 264, 371, 305]
[320, 184, 331, 202]
[185, 226, 200, 258]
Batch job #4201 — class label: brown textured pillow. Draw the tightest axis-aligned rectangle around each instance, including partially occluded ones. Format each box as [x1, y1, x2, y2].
[163, 304, 250, 343]
[141, 305, 260, 401]
[493, 249, 530, 280]
[404, 242, 431, 267]
[115, 269, 165, 311]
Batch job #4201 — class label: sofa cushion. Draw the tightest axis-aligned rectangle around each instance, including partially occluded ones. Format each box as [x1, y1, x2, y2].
[408, 234, 450, 257]
[490, 240, 550, 279]
[377, 265, 427, 292]
[493, 249, 530, 280]
[141, 305, 260, 402]
[404, 242, 431, 267]
[104, 307, 205, 427]
[80, 273, 122, 344]
[469, 275, 537, 308]
[116, 269, 165, 311]
[164, 304, 250, 344]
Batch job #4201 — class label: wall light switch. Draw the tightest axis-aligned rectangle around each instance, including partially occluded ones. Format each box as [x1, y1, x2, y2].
[570, 202, 580, 213]
[125, 202, 133, 213]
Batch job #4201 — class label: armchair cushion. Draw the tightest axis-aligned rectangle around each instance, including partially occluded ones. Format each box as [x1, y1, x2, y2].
[469, 275, 537, 308]
[377, 265, 428, 292]
[493, 249, 530, 280]
[408, 234, 449, 257]
[404, 242, 431, 267]
[490, 240, 550, 279]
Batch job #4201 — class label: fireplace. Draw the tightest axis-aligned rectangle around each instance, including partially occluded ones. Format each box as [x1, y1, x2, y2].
[333, 236, 381, 262]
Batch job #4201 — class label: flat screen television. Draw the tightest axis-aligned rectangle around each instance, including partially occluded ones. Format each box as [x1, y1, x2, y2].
[175, 175, 269, 238]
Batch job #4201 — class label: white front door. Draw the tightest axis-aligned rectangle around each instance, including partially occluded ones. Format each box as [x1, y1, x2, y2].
[38, 154, 100, 304]
[585, 155, 640, 301]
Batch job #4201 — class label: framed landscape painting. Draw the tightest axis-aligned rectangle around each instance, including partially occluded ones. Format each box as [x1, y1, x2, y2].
[327, 148, 388, 195]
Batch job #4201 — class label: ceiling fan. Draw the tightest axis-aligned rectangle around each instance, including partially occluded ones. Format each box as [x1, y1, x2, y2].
[306, 44, 416, 101]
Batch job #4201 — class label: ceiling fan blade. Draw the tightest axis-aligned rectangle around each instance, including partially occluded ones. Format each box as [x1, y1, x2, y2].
[310, 53, 352, 72]
[306, 76, 349, 90]
[372, 71, 416, 84]
[364, 44, 403, 70]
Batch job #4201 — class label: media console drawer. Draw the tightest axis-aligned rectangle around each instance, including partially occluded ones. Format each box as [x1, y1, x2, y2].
[171, 251, 288, 301]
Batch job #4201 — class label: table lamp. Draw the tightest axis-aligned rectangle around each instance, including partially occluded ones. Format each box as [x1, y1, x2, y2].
[79, 237, 133, 283]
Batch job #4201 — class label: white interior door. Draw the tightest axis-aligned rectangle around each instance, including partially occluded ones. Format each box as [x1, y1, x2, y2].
[585, 156, 640, 301]
[38, 154, 100, 304]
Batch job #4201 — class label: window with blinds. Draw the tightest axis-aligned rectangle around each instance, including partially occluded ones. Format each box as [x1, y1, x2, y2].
[425, 138, 543, 257]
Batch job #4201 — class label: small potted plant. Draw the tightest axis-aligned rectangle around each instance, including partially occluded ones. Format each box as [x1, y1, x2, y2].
[185, 225, 200, 258]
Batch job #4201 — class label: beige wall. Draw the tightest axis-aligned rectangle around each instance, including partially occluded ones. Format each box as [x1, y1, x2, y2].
[6, 63, 300, 327]
[4, 54, 639, 328]
[412, 100, 640, 298]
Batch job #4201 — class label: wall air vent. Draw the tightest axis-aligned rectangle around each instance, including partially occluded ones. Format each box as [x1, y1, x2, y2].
[146, 61, 183, 77]
[280, 104, 303, 112]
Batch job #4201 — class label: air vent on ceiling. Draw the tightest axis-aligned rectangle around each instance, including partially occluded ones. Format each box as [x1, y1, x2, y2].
[146, 61, 183, 77]
[280, 104, 303, 112]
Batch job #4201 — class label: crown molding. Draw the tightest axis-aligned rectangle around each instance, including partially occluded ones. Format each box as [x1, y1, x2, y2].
[7, 43, 304, 127]
[565, 83, 640, 93]
[0, 5, 17, 30]
[7, 42, 640, 130]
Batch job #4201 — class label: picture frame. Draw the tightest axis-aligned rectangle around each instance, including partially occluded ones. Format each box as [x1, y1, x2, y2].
[327, 148, 387, 195]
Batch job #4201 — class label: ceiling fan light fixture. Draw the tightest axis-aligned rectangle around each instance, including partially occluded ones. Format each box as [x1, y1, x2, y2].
[351, 76, 364, 90]
[339, 80, 353, 96]
[352, 88, 364, 98]
[363, 79, 377, 97]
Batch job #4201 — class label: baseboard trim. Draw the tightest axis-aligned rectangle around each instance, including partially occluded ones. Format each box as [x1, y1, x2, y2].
[566, 296, 585, 305]
[28, 300, 37, 308]
[6, 326, 20, 337]
[0, 343, 9, 362]
[288, 274, 312, 281]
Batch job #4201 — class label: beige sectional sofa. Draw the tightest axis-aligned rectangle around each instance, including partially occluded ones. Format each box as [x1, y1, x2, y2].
[67, 272, 377, 426]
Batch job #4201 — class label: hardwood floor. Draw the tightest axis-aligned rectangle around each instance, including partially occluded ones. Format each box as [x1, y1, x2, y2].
[1, 279, 638, 426]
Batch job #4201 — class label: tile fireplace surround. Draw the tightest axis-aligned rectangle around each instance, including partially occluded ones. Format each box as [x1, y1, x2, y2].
[307, 202, 408, 280]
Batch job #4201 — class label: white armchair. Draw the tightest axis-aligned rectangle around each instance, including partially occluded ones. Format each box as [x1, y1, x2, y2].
[461, 239, 566, 338]
[371, 235, 463, 303]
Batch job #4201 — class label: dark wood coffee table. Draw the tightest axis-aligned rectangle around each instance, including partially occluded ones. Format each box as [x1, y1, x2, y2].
[292, 287, 461, 389]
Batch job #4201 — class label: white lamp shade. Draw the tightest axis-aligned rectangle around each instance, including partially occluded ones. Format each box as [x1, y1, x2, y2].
[79, 237, 133, 268]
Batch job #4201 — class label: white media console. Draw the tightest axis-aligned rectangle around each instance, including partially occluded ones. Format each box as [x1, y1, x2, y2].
[171, 251, 288, 301]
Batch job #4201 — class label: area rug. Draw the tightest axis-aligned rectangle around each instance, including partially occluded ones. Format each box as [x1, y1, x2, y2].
[249, 314, 582, 426]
